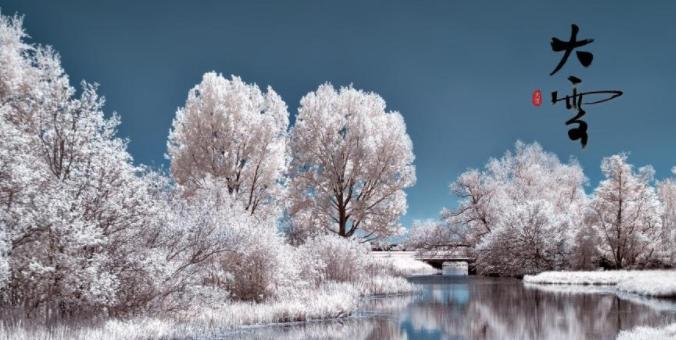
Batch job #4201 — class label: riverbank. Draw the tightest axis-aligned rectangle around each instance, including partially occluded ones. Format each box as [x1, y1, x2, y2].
[0, 257, 437, 340]
[617, 323, 676, 340]
[523, 270, 676, 298]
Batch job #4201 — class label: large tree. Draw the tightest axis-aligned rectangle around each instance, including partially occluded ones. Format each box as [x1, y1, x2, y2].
[288, 84, 415, 241]
[588, 154, 664, 268]
[167, 72, 289, 220]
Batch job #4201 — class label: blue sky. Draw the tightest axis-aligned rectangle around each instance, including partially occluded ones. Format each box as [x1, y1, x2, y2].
[3, 1, 674, 228]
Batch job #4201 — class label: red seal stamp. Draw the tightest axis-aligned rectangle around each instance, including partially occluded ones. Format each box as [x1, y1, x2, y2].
[532, 89, 543, 107]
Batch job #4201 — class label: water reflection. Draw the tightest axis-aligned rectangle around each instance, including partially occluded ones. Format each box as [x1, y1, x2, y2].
[223, 276, 676, 340]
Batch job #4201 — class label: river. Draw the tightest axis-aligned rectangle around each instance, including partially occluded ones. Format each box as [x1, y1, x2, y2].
[222, 275, 676, 339]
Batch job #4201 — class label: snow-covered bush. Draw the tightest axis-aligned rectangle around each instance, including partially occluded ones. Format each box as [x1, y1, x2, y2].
[220, 226, 302, 302]
[156, 181, 302, 304]
[293, 241, 326, 287]
[475, 200, 571, 276]
[297, 234, 370, 283]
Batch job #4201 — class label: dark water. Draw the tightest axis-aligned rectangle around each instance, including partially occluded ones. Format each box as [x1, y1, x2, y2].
[226, 276, 676, 339]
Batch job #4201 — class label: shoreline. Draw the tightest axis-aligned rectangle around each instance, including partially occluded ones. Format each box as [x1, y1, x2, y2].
[4, 270, 675, 340]
[523, 270, 676, 299]
[0, 282, 422, 340]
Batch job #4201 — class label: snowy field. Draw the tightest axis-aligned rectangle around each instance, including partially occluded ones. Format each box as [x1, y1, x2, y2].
[523, 270, 676, 298]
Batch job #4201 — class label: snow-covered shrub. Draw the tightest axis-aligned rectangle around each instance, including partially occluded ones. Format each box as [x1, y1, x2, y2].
[298, 234, 369, 283]
[156, 181, 301, 304]
[475, 200, 570, 276]
[221, 226, 301, 302]
[294, 241, 326, 287]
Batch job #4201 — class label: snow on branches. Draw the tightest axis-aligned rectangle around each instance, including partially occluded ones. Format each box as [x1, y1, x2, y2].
[167, 72, 289, 221]
[288, 84, 415, 242]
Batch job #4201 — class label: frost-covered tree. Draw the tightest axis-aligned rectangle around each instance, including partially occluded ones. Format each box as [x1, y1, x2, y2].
[167, 73, 289, 221]
[0, 13, 165, 317]
[657, 167, 676, 264]
[588, 154, 664, 269]
[406, 219, 455, 250]
[444, 142, 587, 275]
[288, 84, 415, 241]
[441, 169, 498, 248]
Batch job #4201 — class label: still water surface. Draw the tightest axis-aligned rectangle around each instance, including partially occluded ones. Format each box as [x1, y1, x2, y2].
[226, 275, 676, 339]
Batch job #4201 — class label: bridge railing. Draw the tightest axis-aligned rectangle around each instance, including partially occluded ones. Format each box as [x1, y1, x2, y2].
[414, 249, 472, 261]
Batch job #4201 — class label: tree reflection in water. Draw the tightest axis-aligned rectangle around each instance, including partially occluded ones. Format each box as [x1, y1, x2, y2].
[224, 276, 676, 340]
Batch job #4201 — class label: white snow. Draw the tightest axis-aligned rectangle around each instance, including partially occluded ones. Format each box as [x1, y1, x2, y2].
[524, 270, 676, 298]
[0, 275, 421, 340]
[370, 252, 439, 277]
[0, 282, 359, 340]
[616, 323, 676, 340]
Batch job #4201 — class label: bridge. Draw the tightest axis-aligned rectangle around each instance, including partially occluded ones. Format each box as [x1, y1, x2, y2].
[415, 250, 471, 266]
[372, 248, 475, 271]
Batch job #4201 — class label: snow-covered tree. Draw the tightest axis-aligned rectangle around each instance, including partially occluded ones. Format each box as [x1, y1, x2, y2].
[167, 73, 289, 221]
[657, 180, 676, 265]
[444, 142, 587, 275]
[588, 154, 664, 268]
[441, 169, 498, 248]
[288, 84, 415, 241]
[0, 13, 165, 317]
[406, 219, 455, 250]
[658, 168, 676, 264]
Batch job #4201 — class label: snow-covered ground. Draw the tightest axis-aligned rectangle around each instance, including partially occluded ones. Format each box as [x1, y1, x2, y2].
[0, 282, 360, 340]
[616, 323, 676, 340]
[371, 252, 440, 277]
[523, 270, 676, 298]
[0, 257, 433, 340]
